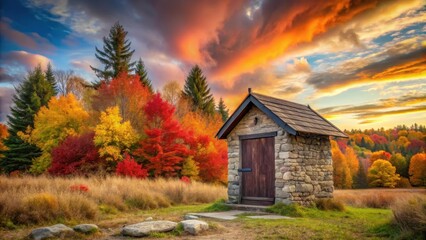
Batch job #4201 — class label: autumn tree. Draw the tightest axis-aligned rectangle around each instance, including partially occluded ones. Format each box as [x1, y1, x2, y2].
[368, 159, 400, 188]
[116, 154, 147, 178]
[0, 65, 55, 173]
[390, 153, 408, 178]
[345, 146, 359, 179]
[181, 156, 199, 180]
[0, 124, 8, 159]
[93, 72, 151, 133]
[134, 94, 190, 177]
[369, 150, 391, 165]
[217, 98, 229, 122]
[23, 94, 90, 174]
[182, 65, 215, 115]
[134, 58, 153, 93]
[409, 153, 426, 186]
[94, 106, 138, 161]
[180, 111, 228, 183]
[54, 69, 74, 96]
[49, 132, 105, 176]
[91, 22, 135, 84]
[162, 80, 181, 106]
[331, 140, 352, 188]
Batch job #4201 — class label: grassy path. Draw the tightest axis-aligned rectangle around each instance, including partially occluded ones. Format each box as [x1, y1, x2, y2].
[1, 204, 399, 239]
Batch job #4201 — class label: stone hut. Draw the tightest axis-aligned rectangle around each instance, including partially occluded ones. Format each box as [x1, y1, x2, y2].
[216, 90, 347, 206]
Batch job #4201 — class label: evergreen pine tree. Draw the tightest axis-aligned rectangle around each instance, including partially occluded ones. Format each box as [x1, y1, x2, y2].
[182, 65, 215, 115]
[217, 98, 229, 122]
[90, 22, 135, 85]
[0, 65, 55, 173]
[45, 63, 57, 95]
[134, 58, 153, 93]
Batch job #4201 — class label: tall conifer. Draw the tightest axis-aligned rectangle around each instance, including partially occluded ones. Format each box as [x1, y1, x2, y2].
[182, 65, 215, 115]
[45, 63, 57, 95]
[0, 65, 55, 173]
[134, 58, 153, 93]
[91, 22, 135, 86]
[217, 98, 229, 122]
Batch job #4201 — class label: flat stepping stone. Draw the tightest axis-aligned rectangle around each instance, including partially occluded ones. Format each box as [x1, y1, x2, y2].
[188, 210, 249, 220]
[246, 215, 293, 219]
[121, 220, 177, 237]
[184, 214, 199, 220]
[73, 224, 99, 234]
[30, 224, 74, 240]
[180, 220, 209, 235]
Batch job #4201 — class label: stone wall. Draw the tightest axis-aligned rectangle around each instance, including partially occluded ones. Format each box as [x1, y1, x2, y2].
[227, 105, 333, 205]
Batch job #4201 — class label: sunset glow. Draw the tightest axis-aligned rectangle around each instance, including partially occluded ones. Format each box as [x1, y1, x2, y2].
[0, 0, 425, 130]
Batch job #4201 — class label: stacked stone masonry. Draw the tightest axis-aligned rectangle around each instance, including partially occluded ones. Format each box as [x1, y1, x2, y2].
[227, 106, 333, 206]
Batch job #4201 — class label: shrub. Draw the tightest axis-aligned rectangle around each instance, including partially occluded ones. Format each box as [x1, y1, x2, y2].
[18, 193, 60, 224]
[49, 132, 105, 176]
[266, 203, 304, 217]
[204, 199, 231, 212]
[315, 198, 345, 211]
[391, 196, 426, 237]
[115, 154, 148, 178]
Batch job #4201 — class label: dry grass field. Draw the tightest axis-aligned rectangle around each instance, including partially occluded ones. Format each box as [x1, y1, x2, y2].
[0, 176, 226, 226]
[0, 176, 425, 239]
[334, 188, 426, 208]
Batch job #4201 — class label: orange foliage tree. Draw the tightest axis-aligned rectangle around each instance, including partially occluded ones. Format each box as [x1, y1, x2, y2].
[92, 72, 151, 133]
[331, 140, 352, 189]
[345, 146, 359, 178]
[409, 153, 426, 186]
[181, 111, 228, 183]
[134, 94, 190, 177]
[369, 150, 391, 165]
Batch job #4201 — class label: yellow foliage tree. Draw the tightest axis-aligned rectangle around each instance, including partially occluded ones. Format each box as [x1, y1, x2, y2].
[23, 94, 90, 174]
[409, 153, 426, 186]
[181, 156, 199, 180]
[345, 146, 359, 177]
[331, 140, 352, 189]
[368, 159, 400, 188]
[94, 106, 138, 161]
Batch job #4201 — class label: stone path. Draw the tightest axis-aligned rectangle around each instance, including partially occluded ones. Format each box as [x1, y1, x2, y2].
[188, 210, 293, 220]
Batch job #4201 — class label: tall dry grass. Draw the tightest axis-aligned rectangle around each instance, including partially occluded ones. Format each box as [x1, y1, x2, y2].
[334, 189, 426, 208]
[0, 175, 226, 226]
[391, 195, 426, 236]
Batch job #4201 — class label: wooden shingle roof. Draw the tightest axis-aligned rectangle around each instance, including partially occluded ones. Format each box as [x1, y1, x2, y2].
[216, 91, 348, 139]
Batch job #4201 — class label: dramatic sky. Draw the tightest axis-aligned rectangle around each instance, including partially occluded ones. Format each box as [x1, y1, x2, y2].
[0, 0, 425, 130]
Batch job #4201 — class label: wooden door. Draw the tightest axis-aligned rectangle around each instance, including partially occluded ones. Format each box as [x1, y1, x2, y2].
[241, 137, 275, 205]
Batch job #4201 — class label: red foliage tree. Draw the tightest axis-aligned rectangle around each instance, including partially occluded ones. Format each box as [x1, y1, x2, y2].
[116, 154, 148, 178]
[371, 134, 388, 145]
[49, 132, 105, 176]
[186, 134, 228, 183]
[337, 139, 348, 153]
[134, 94, 190, 177]
[407, 139, 426, 153]
[92, 72, 152, 133]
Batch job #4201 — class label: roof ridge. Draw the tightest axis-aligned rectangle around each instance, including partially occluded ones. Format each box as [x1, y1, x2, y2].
[251, 92, 308, 108]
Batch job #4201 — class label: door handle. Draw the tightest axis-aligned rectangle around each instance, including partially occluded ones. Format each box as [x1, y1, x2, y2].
[238, 168, 252, 172]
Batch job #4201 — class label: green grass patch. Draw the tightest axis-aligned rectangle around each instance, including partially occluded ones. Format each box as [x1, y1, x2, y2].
[245, 207, 397, 239]
[204, 199, 231, 212]
[266, 203, 305, 217]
